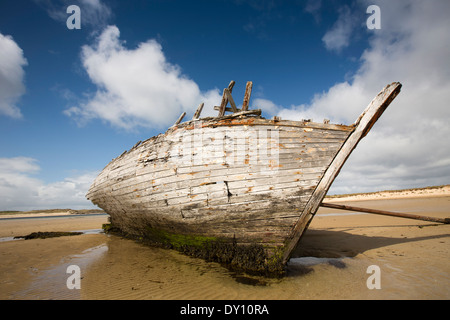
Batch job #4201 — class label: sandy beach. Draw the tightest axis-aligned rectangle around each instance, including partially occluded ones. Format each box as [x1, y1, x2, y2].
[0, 187, 449, 300]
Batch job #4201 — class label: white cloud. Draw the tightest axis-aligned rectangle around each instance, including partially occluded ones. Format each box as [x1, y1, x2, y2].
[33, 0, 112, 28]
[37, 171, 98, 210]
[279, 81, 368, 124]
[252, 98, 281, 116]
[0, 157, 97, 211]
[65, 25, 221, 130]
[304, 0, 322, 23]
[0, 33, 27, 118]
[322, 6, 358, 52]
[279, 0, 450, 194]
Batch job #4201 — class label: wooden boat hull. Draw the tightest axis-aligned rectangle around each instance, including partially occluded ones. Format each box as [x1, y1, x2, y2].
[87, 82, 401, 276]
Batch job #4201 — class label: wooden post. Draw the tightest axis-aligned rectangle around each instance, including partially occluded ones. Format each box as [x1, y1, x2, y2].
[227, 80, 236, 92]
[218, 81, 236, 117]
[192, 102, 204, 120]
[224, 88, 238, 112]
[173, 112, 186, 126]
[242, 81, 253, 111]
[320, 202, 450, 224]
[214, 106, 235, 112]
[218, 88, 228, 117]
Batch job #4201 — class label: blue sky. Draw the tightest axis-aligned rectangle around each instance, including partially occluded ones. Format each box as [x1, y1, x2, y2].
[1, 0, 449, 210]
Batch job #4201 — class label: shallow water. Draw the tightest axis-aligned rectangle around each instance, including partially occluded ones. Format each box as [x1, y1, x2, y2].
[10, 231, 448, 300]
[9, 233, 358, 300]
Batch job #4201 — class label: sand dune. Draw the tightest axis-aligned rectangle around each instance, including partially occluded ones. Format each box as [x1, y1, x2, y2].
[326, 185, 450, 202]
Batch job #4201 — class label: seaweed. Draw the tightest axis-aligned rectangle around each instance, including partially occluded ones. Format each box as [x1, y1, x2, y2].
[14, 231, 83, 240]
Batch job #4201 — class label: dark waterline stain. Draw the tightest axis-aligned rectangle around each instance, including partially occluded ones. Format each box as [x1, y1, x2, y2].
[13, 231, 83, 240]
[231, 274, 268, 286]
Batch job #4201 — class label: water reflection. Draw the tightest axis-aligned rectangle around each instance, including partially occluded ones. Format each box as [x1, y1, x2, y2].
[12, 229, 449, 300]
[13, 243, 108, 299]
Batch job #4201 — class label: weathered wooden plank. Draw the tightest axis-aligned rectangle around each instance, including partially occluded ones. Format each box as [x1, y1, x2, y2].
[100, 215, 299, 249]
[161, 129, 345, 150]
[180, 131, 348, 147]
[139, 201, 303, 227]
[217, 81, 236, 117]
[118, 164, 324, 197]
[192, 102, 204, 120]
[124, 201, 299, 224]
[115, 212, 293, 245]
[172, 137, 339, 159]
[129, 187, 311, 217]
[95, 149, 335, 196]
[220, 109, 262, 118]
[278, 128, 349, 137]
[147, 219, 295, 243]
[162, 123, 350, 154]
[213, 106, 239, 112]
[177, 117, 354, 132]
[111, 177, 313, 210]
[321, 202, 450, 224]
[134, 155, 330, 177]
[111, 172, 319, 207]
[173, 112, 186, 126]
[100, 145, 336, 195]
[242, 81, 253, 111]
[224, 88, 238, 112]
[103, 197, 298, 228]
[126, 185, 311, 214]
[196, 202, 302, 218]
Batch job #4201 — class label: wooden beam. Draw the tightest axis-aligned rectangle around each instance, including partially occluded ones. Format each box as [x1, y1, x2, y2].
[220, 109, 261, 118]
[214, 106, 235, 112]
[282, 82, 402, 264]
[224, 88, 238, 112]
[173, 111, 186, 126]
[218, 81, 236, 117]
[227, 80, 236, 92]
[320, 202, 450, 224]
[192, 102, 204, 120]
[218, 88, 228, 117]
[242, 81, 253, 111]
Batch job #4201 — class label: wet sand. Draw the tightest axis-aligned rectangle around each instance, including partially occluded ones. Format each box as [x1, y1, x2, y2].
[0, 195, 449, 300]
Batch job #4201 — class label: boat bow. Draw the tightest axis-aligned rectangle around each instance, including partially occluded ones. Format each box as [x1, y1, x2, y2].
[282, 82, 402, 263]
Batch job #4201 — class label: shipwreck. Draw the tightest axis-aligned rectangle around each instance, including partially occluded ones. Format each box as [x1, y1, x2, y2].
[87, 81, 402, 276]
